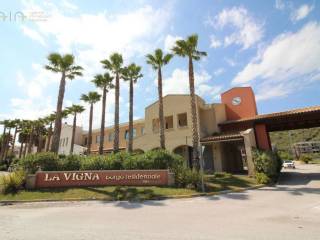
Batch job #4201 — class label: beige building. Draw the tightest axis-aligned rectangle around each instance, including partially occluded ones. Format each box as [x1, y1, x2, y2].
[57, 86, 320, 175]
[76, 91, 258, 175]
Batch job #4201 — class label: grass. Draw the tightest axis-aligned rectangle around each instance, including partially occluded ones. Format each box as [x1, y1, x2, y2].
[0, 173, 258, 202]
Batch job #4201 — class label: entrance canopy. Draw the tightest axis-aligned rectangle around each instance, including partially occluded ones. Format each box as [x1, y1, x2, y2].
[219, 106, 320, 132]
[200, 132, 243, 144]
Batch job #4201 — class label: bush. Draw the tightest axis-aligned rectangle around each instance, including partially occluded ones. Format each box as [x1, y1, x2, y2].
[59, 155, 82, 171]
[255, 172, 271, 184]
[299, 154, 312, 164]
[0, 164, 7, 171]
[252, 148, 282, 183]
[0, 170, 26, 194]
[80, 155, 109, 170]
[14, 150, 201, 188]
[19, 152, 60, 173]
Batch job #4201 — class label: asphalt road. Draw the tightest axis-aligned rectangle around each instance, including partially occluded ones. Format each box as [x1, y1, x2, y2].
[0, 164, 319, 240]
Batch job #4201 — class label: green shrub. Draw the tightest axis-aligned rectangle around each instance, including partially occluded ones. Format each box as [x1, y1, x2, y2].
[299, 154, 312, 164]
[252, 148, 282, 182]
[59, 155, 82, 171]
[19, 152, 60, 173]
[255, 172, 271, 184]
[0, 164, 7, 171]
[80, 155, 110, 170]
[0, 170, 26, 194]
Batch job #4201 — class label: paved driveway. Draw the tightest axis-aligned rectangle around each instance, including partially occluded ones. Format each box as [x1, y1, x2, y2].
[0, 164, 319, 240]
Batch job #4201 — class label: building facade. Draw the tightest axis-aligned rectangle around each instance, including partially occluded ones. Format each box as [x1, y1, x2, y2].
[58, 87, 320, 175]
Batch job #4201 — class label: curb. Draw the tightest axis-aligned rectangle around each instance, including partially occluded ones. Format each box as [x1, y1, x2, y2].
[0, 184, 266, 205]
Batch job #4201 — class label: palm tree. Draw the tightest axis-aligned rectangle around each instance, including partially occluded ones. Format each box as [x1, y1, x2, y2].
[146, 49, 173, 149]
[44, 113, 56, 152]
[0, 120, 9, 160]
[66, 104, 85, 154]
[92, 73, 114, 155]
[81, 92, 101, 155]
[101, 53, 123, 152]
[172, 34, 207, 170]
[10, 119, 20, 155]
[123, 63, 143, 153]
[45, 53, 83, 153]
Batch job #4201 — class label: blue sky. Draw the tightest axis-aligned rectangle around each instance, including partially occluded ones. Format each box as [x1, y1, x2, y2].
[0, 0, 319, 131]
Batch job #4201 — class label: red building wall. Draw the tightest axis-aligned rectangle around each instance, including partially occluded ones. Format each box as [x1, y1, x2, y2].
[221, 87, 258, 121]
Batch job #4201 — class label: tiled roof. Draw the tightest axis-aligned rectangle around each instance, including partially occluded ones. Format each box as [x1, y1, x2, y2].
[220, 106, 320, 125]
[201, 133, 243, 143]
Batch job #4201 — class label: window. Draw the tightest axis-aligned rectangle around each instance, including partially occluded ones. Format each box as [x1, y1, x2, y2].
[178, 113, 188, 127]
[165, 116, 173, 129]
[125, 129, 136, 140]
[96, 135, 100, 143]
[84, 137, 88, 145]
[141, 127, 145, 135]
[108, 132, 114, 142]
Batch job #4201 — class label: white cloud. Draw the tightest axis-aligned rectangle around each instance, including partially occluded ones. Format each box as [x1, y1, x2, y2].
[164, 34, 182, 52]
[213, 68, 225, 77]
[214, 7, 264, 49]
[225, 57, 237, 67]
[161, 68, 222, 99]
[291, 4, 314, 22]
[16, 64, 58, 99]
[21, 2, 173, 81]
[232, 22, 320, 101]
[21, 25, 46, 46]
[209, 35, 222, 48]
[8, 97, 55, 120]
[275, 0, 285, 10]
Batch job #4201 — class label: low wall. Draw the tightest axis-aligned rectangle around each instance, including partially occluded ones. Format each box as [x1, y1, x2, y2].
[27, 170, 175, 189]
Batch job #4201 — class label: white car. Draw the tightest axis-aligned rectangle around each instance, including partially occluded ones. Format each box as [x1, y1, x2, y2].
[283, 160, 295, 169]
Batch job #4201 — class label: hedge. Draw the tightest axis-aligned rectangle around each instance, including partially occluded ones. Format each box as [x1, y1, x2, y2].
[14, 150, 201, 188]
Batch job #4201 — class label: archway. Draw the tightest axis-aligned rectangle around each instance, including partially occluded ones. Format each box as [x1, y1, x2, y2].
[173, 145, 193, 168]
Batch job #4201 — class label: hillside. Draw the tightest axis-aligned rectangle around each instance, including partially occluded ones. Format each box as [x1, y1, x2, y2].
[270, 127, 320, 151]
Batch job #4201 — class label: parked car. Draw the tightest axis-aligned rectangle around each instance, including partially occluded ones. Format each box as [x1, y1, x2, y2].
[283, 160, 295, 169]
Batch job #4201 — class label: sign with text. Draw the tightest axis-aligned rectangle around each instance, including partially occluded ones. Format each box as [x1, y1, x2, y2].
[35, 170, 170, 188]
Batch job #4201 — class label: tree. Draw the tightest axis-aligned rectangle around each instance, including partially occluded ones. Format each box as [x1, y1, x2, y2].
[44, 113, 56, 152]
[146, 49, 173, 149]
[172, 34, 207, 170]
[123, 63, 143, 152]
[101, 53, 123, 152]
[45, 53, 83, 153]
[10, 119, 20, 155]
[81, 92, 101, 154]
[3, 120, 16, 162]
[66, 104, 85, 154]
[92, 73, 114, 155]
[0, 120, 9, 161]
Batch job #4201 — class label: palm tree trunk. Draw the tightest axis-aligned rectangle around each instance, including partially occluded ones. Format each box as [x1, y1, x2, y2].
[11, 126, 17, 154]
[46, 123, 53, 152]
[19, 142, 23, 158]
[23, 141, 28, 157]
[128, 79, 134, 152]
[87, 103, 93, 155]
[188, 56, 200, 170]
[158, 68, 165, 149]
[27, 127, 34, 154]
[113, 73, 120, 152]
[3, 128, 11, 163]
[99, 87, 107, 155]
[37, 134, 43, 153]
[70, 113, 77, 154]
[0, 126, 7, 161]
[51, 72, 66, 153]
